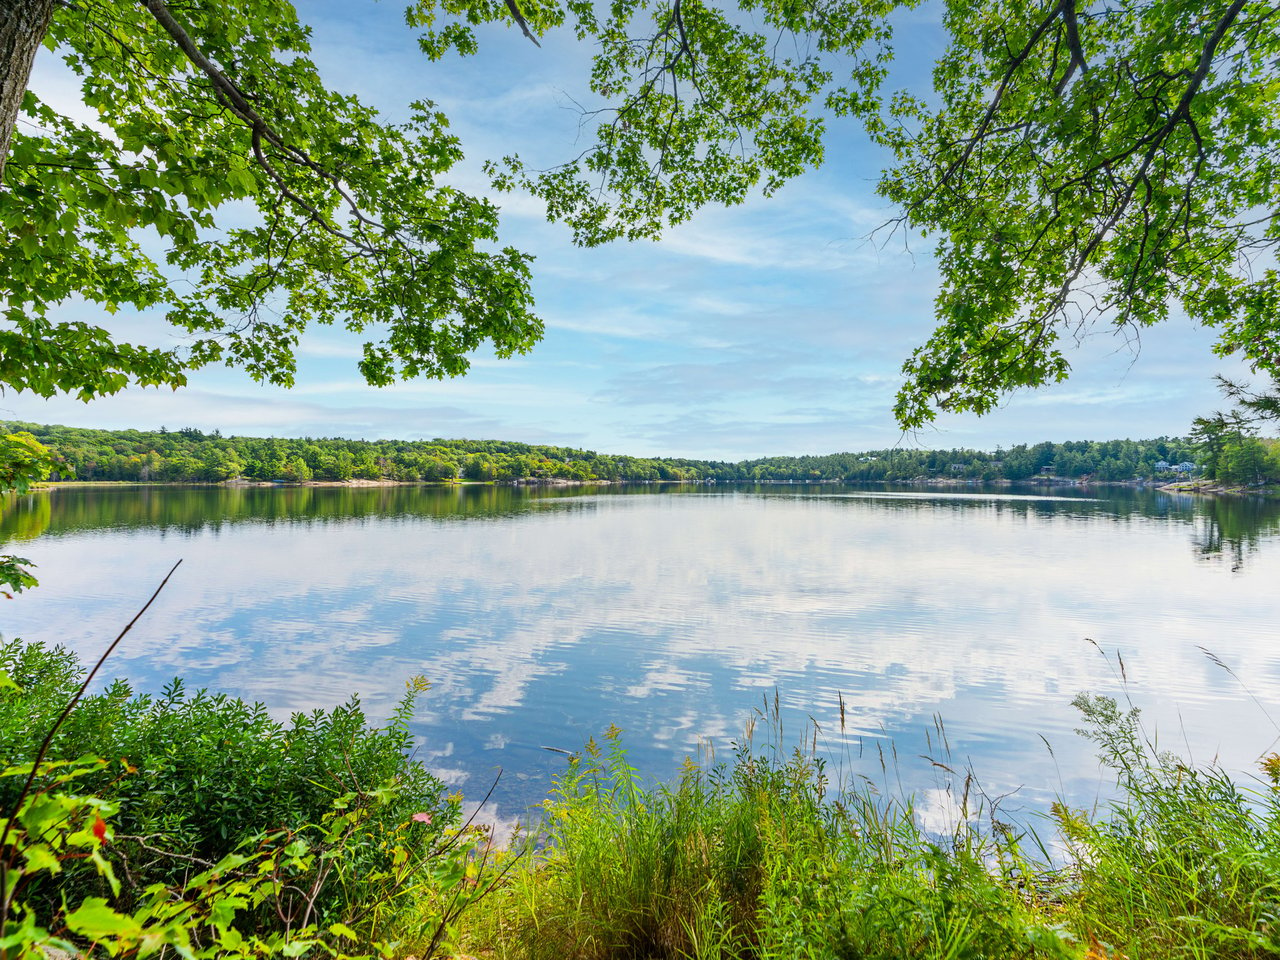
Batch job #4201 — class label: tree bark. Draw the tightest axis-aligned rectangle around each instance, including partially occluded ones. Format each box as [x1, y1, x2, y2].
[0, 0, 56, 186]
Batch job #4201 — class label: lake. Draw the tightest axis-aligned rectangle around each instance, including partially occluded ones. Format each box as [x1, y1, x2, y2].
[3, 483, 1279, 833]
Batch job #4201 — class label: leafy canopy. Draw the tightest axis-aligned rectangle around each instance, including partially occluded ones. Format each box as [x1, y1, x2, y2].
[876, 0, 1280, 427]
[4, 0, 541, 401]
[435, 0, 1280, 425]
[4, 0, 1278, 426]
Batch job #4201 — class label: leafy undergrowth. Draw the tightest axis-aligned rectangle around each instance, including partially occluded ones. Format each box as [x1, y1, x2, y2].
[460, 699, 1280, 960]
[0, 639, 501, 958]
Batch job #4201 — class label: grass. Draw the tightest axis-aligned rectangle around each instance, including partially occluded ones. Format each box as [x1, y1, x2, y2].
[1054, 694, 1280, 958]
[455, 695, 1280, 960]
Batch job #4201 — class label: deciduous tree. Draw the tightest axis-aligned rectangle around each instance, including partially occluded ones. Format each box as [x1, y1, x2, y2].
[3, 0, 1278, 430]
[1, 0, 541, 400]
[477, 0, 1280, 425]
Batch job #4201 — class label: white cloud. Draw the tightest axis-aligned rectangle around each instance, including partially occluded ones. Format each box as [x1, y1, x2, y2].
[8, 0, 1253, 463]
[11, 488, 1280, 816]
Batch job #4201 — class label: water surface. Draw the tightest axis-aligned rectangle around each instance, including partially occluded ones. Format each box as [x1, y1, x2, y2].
[3, 483, 1278, 830]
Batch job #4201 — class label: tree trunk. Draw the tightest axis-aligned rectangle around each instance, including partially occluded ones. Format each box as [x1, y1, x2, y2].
[0, 0, 56, 186]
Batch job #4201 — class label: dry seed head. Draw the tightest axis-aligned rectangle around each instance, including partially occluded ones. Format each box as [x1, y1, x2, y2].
[1261, 752, 1280, 786]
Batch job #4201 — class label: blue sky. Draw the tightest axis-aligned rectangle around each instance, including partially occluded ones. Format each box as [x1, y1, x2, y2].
[5, 1, 1254, 460]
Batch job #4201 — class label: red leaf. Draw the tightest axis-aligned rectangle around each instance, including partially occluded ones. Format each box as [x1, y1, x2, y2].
[92, 814, 108, 844]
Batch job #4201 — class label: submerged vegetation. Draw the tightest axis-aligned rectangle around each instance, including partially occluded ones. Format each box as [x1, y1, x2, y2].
[5, 632, 1279, 958]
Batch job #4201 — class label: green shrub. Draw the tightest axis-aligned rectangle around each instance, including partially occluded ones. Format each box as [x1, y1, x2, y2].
[0, 638, 455, 924]
[0, 753, 489, 958]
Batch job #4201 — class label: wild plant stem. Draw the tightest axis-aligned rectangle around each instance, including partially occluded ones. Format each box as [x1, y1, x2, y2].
[0, 559, 182, 923]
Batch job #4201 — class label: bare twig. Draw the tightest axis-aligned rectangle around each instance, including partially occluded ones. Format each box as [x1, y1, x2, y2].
[0, 559, 183, 922]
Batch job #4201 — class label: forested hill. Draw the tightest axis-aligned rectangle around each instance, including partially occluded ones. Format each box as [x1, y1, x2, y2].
[0, 422, 1222, 485]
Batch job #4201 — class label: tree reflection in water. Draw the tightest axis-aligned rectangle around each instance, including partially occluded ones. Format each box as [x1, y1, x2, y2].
[4, 483, 1280, 574]
[1190, 494, 1280, 572]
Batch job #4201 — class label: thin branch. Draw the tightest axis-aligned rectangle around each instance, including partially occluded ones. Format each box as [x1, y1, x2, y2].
[114, 834, 216, 868]
[1048, 0, 1248, 315]
[924, 0, 1069, 207]
[1053, 0, 1088, 96]
[0, 560, 182, 920]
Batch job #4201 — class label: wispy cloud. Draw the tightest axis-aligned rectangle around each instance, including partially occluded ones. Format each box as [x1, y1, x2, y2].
[7, 0, 1247, 459]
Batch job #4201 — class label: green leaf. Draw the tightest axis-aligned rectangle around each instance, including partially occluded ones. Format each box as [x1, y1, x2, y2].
[64, 897, 143, 939]
[329, 922, 358, 940]
[22, 842, 61, 874]
[4, 1, 541, 404]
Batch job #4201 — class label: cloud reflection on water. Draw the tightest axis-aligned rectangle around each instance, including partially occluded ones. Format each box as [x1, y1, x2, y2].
[3, 485, 1278, 820]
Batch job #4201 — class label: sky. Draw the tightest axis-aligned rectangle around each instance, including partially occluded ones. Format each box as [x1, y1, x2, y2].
[4, 1, 1257, 461]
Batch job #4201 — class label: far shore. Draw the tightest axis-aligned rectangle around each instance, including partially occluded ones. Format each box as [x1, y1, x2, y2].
[24, 476, 1279, 497]
[31, 477, 620, 489]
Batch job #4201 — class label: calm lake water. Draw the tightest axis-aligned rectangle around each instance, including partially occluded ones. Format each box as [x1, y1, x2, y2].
[3, 483, 1279, 832]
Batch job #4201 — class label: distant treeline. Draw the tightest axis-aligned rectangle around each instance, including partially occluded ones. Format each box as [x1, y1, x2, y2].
[0, 422, 1234, 485]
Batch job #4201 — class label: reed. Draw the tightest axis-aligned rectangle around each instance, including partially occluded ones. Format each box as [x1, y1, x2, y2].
[459, 694, 1280, 960]
[1054, 693, 1280, 958]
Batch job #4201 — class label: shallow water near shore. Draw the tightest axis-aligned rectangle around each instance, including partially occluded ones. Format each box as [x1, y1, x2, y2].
[3, 482, 1279, 830]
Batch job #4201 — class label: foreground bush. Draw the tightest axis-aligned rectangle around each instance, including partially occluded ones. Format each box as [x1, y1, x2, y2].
[0, 638, 487, 951]
[463, 700, 1280, 960]
[462, 726, 1071, 960]
[1, 751, 498, 958]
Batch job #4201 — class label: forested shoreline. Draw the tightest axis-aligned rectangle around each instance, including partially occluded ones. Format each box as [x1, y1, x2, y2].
[7, 419, 1280, 486]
